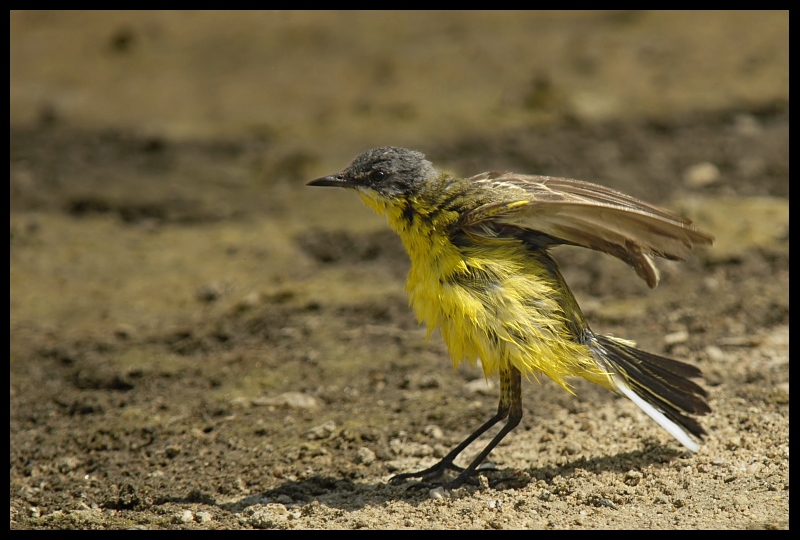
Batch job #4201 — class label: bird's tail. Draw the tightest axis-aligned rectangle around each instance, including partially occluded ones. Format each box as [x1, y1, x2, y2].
[589, 334, 711, 452]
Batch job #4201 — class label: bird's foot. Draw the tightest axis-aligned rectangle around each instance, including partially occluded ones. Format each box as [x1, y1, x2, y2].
[391, 461, 502, 492]
[389, 459, 464, 486]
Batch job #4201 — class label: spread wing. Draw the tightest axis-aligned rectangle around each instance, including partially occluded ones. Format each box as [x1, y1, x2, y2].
[459, 172, 714, 288]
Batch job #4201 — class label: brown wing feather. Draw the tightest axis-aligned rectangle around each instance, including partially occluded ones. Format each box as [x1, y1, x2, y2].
[463, 172, 714, 288]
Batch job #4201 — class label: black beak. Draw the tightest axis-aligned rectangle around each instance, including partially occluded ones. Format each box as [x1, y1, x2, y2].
[306, 174, 352, 188]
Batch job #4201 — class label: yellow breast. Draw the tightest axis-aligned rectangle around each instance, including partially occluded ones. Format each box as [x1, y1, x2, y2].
[358, 187, 613, 392]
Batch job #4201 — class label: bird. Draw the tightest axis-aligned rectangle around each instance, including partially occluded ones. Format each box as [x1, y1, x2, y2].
[307, 146, 713, 489]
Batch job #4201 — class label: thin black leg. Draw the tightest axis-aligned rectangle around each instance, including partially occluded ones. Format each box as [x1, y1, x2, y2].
[390, 366, 523, 488]
[439, 366, 522, 489]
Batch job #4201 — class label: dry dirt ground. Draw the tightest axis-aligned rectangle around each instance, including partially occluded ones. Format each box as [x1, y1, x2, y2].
[10, 11, 788, 529]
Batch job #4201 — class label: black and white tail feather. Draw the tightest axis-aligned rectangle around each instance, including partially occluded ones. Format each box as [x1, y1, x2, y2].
[589, 334, 710, 451]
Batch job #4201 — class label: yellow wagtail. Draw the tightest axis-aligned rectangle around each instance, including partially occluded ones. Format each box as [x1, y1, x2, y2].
[307, 147, 713, 488]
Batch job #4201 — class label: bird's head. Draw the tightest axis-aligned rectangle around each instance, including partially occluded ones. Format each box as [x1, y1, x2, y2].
[307, 147, 438, 203]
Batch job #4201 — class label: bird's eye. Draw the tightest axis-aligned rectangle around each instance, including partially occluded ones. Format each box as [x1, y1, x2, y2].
[368, 170, 386, 183]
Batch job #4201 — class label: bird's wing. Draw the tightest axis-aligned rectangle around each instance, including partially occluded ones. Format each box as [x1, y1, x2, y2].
[459, 172, 714, 288]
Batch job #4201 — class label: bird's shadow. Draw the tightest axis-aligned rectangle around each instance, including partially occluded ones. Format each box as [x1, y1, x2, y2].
[221, 444, 689, 512]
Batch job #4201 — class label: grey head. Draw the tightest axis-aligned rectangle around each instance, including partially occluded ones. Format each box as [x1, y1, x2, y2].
[307, 147, 438, 197]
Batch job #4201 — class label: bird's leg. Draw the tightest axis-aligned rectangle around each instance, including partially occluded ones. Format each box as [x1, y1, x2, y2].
[389, 404, 509, 485]
[439, 366, 522, 489]
[390, 367, 522, 488]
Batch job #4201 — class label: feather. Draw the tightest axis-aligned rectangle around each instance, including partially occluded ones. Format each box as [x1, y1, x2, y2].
[590, 334, 710, 451]
[462, 173, 714, 288]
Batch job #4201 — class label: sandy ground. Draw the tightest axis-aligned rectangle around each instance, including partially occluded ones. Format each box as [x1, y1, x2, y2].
[10, 11, 788, 529]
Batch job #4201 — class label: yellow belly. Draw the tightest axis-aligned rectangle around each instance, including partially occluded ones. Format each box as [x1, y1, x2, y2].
[360, 188, 615, 393]
[405, 241, 614, 393]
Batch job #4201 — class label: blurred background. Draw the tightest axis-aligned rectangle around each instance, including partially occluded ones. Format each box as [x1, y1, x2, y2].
[10, 11, 789, 529]
[11, 11, 788, 167]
